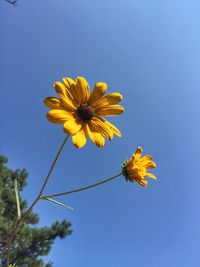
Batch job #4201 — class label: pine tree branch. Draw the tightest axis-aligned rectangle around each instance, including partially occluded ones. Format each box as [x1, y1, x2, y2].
[0, 135, 70, 261]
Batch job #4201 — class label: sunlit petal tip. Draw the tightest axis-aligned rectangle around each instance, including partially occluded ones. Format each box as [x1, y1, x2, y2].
[72, 139, 86, 148]
[96, 82, 107, 91]
[140, 180, 148, 186]
[111, 92, 123, 101]
[146, 173, 157, 180]
[135, 146, 143, 156]
[122, 147, 156, 186]
[76, 76, 85, 81]
[44, 97, 50, 107]
[72, 128, 87, 148]
[53, 82, 57, 88]
[117, 131, 122, 137]
[44, 97, 64, 109]
[149, 161, 157, 168]
[119, 93, 123, 101]
[53, 81, 63, 90]
[96, 141, 105, 148]
[88, 82, 107, 105]
[62, 77, 75, 86]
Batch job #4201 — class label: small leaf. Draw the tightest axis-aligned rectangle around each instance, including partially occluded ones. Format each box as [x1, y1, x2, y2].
[44, 197, 74, 211]
[14, 178, 21, 219]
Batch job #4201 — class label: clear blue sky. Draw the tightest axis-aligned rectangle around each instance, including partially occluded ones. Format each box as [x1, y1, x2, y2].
[1, 0, 200, 266]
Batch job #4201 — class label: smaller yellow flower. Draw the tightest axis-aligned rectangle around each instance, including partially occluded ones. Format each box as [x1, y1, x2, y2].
[122, 147, 156, 186]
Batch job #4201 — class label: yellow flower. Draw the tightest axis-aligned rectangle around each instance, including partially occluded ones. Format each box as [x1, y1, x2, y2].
[44, 77, 124, 148]
[122, 147, 156, 186]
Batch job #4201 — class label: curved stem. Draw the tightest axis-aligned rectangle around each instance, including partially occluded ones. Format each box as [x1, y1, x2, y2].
[23, 134, 70, 216]
[41, 172, 123, 199]
[39, 134, 70, 197]
[1, 134, 70, 259]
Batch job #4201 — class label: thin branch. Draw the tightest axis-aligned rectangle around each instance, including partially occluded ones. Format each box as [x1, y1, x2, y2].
[41, 172, 123, 199]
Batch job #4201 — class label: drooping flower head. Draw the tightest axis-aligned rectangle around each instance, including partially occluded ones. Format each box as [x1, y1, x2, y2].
[122, 147, 156, 186]
[44, 77, 124, 148]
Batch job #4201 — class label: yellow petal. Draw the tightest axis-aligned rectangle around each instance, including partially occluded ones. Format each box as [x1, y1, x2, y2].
[145, 173, 157, 179]
[140, 155, 153, 162]
[94, 92, 123, 108]
[90, 117, 113, 140]
[76, 77, 90, 104]
[47, 110, 74, 124]
[44, 97, 64, 109]
[62, 77, 79, 105]
[63, 118, 82, 134]
[86, 123, 105, 147]
[62, 77, 76, 89]
[95, 105, 124, 116]
[88, 82, 107, 106]
[72, 127, 87, 148]
[138, 179, 148, 186]
[70, 83, 82, 104]
[53, 82, 76, 110]
[146, 161, 157, 169]
[97, 117, 122, 137]
[134, 147, 143, 160]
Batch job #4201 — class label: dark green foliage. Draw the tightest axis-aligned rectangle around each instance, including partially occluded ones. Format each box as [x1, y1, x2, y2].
[0, 156, 72, 267]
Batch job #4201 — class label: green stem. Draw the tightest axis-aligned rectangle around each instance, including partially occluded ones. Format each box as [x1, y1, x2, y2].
[38, 134, 70, 197]
[41, 172, 123, 199]
[25, 134, 70, 214]
[14, 178, 21, 219]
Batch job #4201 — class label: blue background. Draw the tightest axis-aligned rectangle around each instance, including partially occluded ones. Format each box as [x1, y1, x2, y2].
[1, 0, 200, 266]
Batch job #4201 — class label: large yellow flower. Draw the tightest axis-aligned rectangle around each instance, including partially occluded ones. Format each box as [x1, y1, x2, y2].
[122, 147, 156, 186]
[44, 77, 124, 148]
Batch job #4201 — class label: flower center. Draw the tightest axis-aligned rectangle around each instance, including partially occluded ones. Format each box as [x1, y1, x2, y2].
[77, 104, 94, 121]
